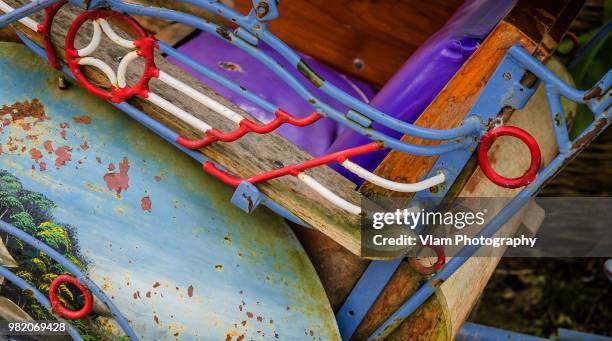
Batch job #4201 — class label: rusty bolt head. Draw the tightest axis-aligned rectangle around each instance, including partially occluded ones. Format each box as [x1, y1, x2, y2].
[57, 76, 70, 90]
[272, 160, 284, 169]
[502, 72, 512, 81]
[353, 58, 365, 70]
[255, 2, 270, 19]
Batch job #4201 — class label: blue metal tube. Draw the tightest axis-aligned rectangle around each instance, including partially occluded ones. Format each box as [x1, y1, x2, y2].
[0, 0, 59, 28]
[458, 322, 548, 341]
[0, 220, 139, 340]
[544, 85, 571, 153]
[509, 46, 587, 102]
[0, 266, 84, 341]
[158, 42, 278, 114]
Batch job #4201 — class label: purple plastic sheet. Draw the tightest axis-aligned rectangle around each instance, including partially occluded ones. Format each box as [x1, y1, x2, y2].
[168, 34, 375, 157]
[327, 0, 516, 184]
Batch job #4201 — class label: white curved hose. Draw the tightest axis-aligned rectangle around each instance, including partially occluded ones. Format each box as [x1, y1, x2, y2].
[297, 173, 361, 215]
[77, 20, 102, 57]
[98, 18, 134, 48]
[116, 50, 138, 87]
[342, 160, 445, 192]
[78, 57, 118, 86]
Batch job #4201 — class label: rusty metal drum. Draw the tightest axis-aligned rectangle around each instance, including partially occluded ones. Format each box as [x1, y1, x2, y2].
[0, 42, 339, 340]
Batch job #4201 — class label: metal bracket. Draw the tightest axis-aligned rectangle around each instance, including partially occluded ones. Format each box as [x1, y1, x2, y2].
[231, 181, 264, 213]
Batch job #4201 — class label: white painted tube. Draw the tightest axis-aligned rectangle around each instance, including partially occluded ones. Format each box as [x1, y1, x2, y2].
[158, 71, 245, 124]
[116, 50, 138, 88]
[298, 173, 361, 215]
[77, 20, 102, 57]
[0, 1, 39, 31]
[98, 18, 134, 48]
[342, 159, 445, 192]
[78, 57, 118, 87]
[147, 92, 213, 133]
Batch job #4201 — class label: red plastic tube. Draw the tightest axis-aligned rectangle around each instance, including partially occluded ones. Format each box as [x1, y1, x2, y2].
[65, 9, 159, 103]
[203, 142, 384, 187]
[36, 0, 67, 69]
[477, 126, 541, 189]
[49, 274, 93, 320]
[176, 110, 321, 149]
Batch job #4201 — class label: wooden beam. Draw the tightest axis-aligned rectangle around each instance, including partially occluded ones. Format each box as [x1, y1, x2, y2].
[1, 0, 364, 255]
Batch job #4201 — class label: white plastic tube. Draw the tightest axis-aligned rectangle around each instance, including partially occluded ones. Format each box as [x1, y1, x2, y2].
[98, 18, 134, 48]
[147, 92, 213, 133]
[78, 57, 118, 87]
[158, 71, 245, 124]
[0, 1, 39, 31]
[297, 173, 361, 215]
[341, 159, 445, 192]
[77, 20, 102, 57]
[116, 50, 138, 88]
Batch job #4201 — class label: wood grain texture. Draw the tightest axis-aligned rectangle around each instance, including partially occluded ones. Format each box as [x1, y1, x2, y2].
[1, 0, 365, 255]
[233, 0, 463, 86]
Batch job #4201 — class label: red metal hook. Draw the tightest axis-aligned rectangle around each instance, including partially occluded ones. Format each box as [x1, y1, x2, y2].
[477, 126, 541, 189]
[65, 9, 159, 103]
[49, 274, 93, 320]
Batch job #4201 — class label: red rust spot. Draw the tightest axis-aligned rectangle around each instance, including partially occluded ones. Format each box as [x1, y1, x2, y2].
[141, 196, 152, 212]
[225, 335, 231, 341]
[21, 123, 32, 131]
[60, 130, 67, 140]
[108, 163, 115, 171]
[59, 122, 70, 129]
[96, 156, 102, 164]
[29, 148, 43, 161]
[187, 285, 193, 297]
[43, 140, 54, 154]
[152, 282, 160, 288]
[246, 312, 253, 318]
[103, 157, 130, 194]
[133, 291, 141, 299]
[54, 146, 72, 168]
[145, 291, 151, 298]
[0, 99, 47, 121]
[154, 175, 161, 182]
[153, 315, 159, 324]
[2, 119, 10, 126]
[80, 142, 89, 150]
[72, 115, 92, 124]
[256, 316, 263, 322]
[236, 335, 244, 341]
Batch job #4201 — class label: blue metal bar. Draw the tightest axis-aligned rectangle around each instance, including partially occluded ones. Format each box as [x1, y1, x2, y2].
[458, 322, 548, 341]
[0, 266, 84, 341]
[0, 220, 139, 340]
[0, 0, 59, 28]
[336, 258, 403, 340]
[544, 85, 571, 153]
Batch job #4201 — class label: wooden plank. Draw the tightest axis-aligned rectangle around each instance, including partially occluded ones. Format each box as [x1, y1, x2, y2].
[1, 0, 364, 255]
[233, 0, 463, 86]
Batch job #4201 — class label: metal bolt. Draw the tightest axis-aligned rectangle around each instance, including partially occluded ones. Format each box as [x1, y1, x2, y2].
[502, 72, 512, 80]
[57, 76, 70, 90]
[353, 58, 365, 70]
[272, 160, 284, 169]
[255, 2, 269, 19]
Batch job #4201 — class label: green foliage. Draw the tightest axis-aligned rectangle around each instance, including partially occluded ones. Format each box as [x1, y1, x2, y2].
[8, 211, 36, 234]
[36, 222, 71, 253]
[0, 170, 97, 340]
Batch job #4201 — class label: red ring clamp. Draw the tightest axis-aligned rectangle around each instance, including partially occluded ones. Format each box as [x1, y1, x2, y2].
[477, 126, 541, 189]
[36, 0, 68, 69]
[65, 9, 159, 103]
[408, 244, 446, 276]
[49, 275, 93, 320]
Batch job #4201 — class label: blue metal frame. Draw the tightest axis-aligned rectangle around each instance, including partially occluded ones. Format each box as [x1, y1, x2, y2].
[0, 1, 610, 340]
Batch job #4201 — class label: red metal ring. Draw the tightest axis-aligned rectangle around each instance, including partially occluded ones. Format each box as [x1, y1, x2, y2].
[49, 274, 93, 320]
[36, 0, 68, 69]
[558, 31, 580, 57]
[408, 244, 446, 276]
[65, 9, 159, 103]
[477, 126, 541, 189]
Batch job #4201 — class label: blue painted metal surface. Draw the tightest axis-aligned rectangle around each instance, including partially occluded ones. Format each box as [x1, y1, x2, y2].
[0, 42, 338, 340]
